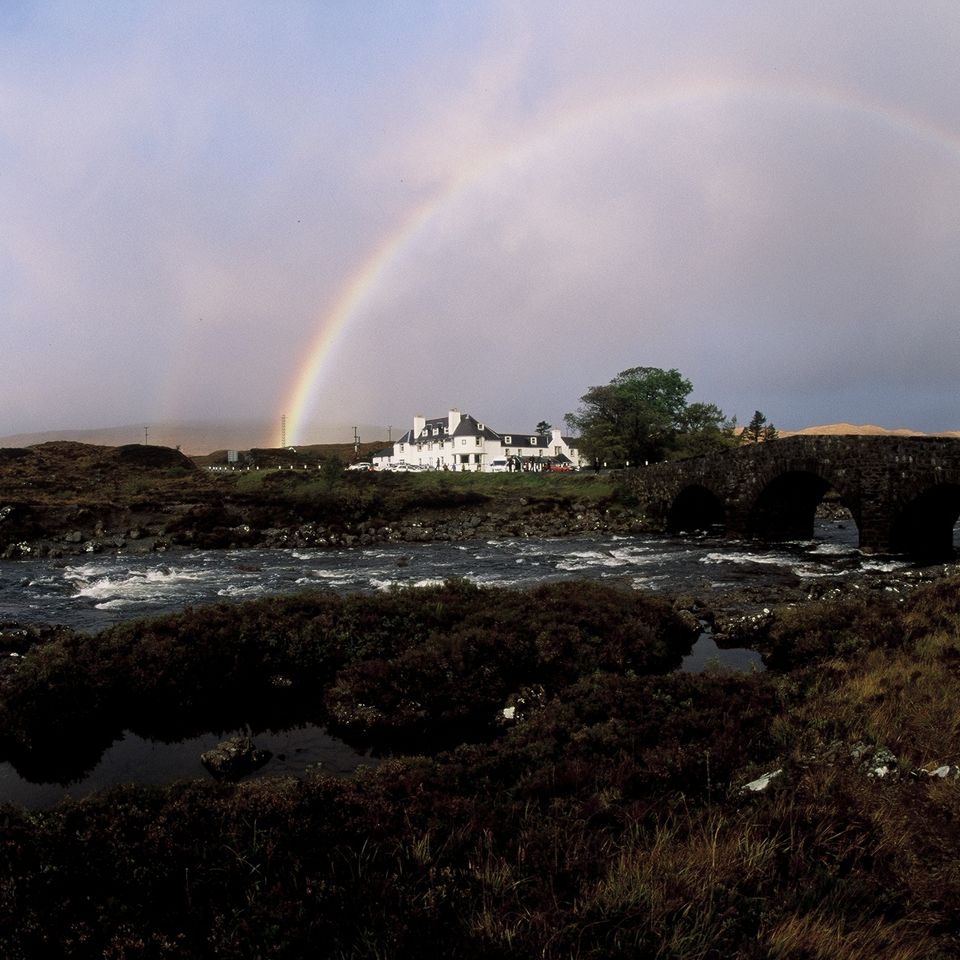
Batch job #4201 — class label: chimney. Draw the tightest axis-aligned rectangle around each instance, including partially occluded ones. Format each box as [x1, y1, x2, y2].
[448, 408, 461, 433]
[413, 414, 425, 438]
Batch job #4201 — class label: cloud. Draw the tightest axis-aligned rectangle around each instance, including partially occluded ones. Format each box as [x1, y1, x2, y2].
[2, 1, 959, 439]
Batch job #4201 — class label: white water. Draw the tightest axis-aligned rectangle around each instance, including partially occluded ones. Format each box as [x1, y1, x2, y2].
[0, 520, 944, 633]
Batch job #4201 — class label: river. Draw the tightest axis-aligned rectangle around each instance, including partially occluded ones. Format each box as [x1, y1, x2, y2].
[0, 521, 924, 633]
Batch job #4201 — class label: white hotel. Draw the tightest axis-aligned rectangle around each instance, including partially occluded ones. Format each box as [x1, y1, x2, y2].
[372, 409, 584, 472]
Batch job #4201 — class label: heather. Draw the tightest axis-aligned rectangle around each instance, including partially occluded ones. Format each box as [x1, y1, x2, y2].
[2, 577, 960, 957]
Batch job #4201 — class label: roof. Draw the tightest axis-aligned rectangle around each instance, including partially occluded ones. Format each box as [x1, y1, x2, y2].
[499, 431, 547, 449]
[451, 414, 501, 441]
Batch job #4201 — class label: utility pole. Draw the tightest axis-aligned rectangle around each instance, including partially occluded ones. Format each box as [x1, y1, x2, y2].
[144, 426, 149, 445]
[388, 425, 392, 443]
[353, 425, 359, 460]
[281, 414, 287, 449]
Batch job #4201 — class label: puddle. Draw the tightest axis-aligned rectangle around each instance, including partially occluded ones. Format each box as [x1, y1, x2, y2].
[0, 725, 374, 810]
[680, 632, 764, 674]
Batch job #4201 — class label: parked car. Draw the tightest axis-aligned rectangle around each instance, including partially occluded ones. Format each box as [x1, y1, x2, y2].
[346, 461, 373, 471]
[488, 459, 509, 472]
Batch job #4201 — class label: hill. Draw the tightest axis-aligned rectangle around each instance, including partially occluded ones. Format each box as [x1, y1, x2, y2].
[0, 420, 391, 456]
[781, 422, 960, 438]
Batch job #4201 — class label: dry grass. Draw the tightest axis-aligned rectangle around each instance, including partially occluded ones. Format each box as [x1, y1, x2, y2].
[763, 911, 935, 960]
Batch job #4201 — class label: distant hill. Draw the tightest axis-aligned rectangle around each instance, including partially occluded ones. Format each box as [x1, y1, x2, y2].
[0, 421, 389, 456]
[782, 423, 921, 437]
[781, 423, 960, 438]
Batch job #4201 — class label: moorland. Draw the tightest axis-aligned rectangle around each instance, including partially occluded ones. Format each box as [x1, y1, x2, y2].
[1, 441, 959, 957]
[0, 441, 637, 559]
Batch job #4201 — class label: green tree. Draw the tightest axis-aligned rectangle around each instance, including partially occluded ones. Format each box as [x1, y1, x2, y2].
[740, 410, 778, 444]
[565, 366, 694, 465]
[674, 402, 738, 459]
[535, 420, 553, 435]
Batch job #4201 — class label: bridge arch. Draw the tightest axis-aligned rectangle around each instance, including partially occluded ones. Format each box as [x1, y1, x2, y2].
[666, 484, 725, 534]
[745, 468, 857, 543]
[889, 483, 960, 562]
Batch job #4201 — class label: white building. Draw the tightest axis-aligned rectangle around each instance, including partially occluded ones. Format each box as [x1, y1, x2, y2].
[372, 409, 584, 472]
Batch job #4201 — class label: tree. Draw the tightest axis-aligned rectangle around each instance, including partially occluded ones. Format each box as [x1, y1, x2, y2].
[674, 402, 738, 459]
[565, 367, 694, 465]
[535, 420, 553, 435]
[740, 410, 778, 444]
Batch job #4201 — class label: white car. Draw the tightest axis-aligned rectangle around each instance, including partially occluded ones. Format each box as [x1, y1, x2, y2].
[346, 461, 373, 471]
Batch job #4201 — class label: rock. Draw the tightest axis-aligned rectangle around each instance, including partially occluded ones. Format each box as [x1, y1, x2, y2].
[850, 742, 900, 779]
[914, 763, 960, 780]
[200, 736, 272, 781]
[739, 769, 783, 794]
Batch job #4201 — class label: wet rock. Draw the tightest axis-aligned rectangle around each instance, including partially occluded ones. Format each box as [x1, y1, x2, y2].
[200, 736, 272, 781]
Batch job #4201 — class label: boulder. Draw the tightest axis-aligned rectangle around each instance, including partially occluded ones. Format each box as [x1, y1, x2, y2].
[200, 736, 272, 781]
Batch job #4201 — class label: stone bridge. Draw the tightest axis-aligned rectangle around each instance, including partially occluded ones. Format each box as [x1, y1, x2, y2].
[626, 435, 960, 561]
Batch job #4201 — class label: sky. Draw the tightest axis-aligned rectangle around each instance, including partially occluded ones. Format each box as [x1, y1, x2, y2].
[2, 1, 959, 446]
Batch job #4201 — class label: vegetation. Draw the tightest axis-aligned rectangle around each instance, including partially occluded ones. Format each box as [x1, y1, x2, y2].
[565, 366, 737, 466]
[3, 575, 960, 956]
[740, 410, 779, 444]
[0, 440, 630, 556]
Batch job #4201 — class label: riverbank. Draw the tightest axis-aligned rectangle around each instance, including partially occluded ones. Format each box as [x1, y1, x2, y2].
[2, 574, 960, 956]
[0, 441, 643, 559]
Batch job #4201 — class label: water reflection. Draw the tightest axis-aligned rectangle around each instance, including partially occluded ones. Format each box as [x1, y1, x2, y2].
[0, 724, 373, 810]
[681, 633, 764, 674]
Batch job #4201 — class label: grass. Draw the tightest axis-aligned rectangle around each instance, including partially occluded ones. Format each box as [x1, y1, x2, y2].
[228, 464, 616, 500]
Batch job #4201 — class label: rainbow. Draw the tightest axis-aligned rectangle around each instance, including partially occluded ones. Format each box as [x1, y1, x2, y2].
[278, 76, 960, 446]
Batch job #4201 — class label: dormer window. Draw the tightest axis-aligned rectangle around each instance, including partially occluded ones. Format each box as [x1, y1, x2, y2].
[503, 435, 512, 444]
[530, 437, 537, 445]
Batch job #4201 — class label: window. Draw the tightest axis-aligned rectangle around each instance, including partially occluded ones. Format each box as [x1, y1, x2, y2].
[530, 437, 537, 445]
[475, 436, 482, 446]
[504, 435, 512, 444]
[461, 438, 467, 446]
